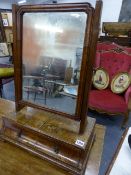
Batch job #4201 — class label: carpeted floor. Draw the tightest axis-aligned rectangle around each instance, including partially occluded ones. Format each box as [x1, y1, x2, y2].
[89, 110, 131, 175]
[2, 80, 131, 175]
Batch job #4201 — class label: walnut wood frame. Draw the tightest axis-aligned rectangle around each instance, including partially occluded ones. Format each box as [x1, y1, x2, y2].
[13, 1, 102, 133]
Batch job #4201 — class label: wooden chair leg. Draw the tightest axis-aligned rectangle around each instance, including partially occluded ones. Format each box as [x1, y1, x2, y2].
[121, 111, 129, 128]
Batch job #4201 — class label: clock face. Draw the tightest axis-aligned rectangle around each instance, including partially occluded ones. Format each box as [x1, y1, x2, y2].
[93, 68, 109, 90]
[111, 72, 131, 94]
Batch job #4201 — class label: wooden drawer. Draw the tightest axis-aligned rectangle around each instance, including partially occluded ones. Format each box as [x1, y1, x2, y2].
[1, 115, 95, 175]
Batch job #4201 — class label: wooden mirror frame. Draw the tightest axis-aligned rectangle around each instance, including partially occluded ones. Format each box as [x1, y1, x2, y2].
[13, 1, 102, 133]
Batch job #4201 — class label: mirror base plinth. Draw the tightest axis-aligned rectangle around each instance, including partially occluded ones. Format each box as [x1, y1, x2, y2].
[0, 106, 96, 175]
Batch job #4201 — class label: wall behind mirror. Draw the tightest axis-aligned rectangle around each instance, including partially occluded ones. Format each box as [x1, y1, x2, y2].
[22, 12, 87, 115]
[0, 0, 124, 35]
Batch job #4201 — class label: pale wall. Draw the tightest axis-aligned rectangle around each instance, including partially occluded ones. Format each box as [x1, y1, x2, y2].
[0, 2, 12, 9]
[58, 0, 123, 34]
[0, 0, 123, 34]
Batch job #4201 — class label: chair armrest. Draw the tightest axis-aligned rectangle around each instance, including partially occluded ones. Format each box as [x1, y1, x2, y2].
[125, 86, 131, 104]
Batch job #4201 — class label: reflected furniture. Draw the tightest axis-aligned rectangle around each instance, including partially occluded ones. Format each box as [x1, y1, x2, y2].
[60, 85, 78, 99]
[23, 76, 47, 104]
[0, 2, 103, 175]
[49, 58, 67, 80]
[89, 47, 131, 127]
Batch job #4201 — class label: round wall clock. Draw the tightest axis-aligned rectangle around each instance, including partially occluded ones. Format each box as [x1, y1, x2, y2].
[93, 68, 109, 90]
[111, 72, 131, 94]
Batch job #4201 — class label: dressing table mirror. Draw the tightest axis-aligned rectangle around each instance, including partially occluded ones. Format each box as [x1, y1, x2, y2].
[0, 1, 102, 175]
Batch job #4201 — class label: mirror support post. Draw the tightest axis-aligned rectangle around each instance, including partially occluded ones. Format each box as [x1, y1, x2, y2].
[12, 4, 19, 111]
[79, 0, 103, 134]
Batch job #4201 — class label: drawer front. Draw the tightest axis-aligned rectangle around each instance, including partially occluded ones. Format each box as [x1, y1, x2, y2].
[1, 118, 83, 169]
[19, 130, 82, 168]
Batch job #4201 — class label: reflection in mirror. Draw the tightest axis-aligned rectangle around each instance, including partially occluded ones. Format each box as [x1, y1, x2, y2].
[22, 12, 87, 115]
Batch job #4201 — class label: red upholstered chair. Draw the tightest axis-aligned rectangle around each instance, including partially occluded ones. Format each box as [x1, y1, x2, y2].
[123, 47, 131, 55]
[97, 41, 119, 51]
[89, 47, 131, 127]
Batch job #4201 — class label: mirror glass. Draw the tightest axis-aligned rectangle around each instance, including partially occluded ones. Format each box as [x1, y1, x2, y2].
[22, 12, 87, 115]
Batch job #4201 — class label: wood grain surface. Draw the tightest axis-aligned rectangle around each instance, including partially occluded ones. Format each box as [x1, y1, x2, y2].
[0, 124, 105, 175]
[0, 98, 105, 175]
